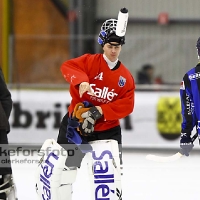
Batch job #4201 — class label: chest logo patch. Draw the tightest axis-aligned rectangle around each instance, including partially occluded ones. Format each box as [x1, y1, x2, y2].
[118, 76, 126, 87]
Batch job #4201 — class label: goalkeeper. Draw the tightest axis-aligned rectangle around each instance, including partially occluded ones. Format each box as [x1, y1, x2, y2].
[179, 37, 200, 156]
[57, 8, 135, 200]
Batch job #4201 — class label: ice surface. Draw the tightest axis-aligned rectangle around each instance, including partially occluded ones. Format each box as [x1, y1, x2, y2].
[11, 149, 200, 200]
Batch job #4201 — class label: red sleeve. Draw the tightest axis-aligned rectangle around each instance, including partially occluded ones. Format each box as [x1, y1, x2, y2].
[60, 54, 91, 86]
[101, 76, 135, 120]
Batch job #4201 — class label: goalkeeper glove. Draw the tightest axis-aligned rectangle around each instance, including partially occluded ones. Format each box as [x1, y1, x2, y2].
[80, 106, 102, 135]
[72, 102, 101, 136]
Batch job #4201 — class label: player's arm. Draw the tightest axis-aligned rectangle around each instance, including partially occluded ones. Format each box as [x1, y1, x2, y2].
[61, 54, 95, 97]
[179, 74, 195, 156]
[101, 89, 134, 120]
[180, 74, 195, 134]
[60, 54, 90, 86]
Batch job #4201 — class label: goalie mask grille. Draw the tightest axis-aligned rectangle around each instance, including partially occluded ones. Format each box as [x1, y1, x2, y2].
[98, 19, 125, 46]
[101, 19, 117, 34]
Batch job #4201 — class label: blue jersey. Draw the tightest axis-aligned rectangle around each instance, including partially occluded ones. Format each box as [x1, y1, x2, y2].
[180, 63, 200, 135]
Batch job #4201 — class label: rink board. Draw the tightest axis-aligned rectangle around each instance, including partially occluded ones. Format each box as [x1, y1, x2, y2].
[7, 89, 198, 149]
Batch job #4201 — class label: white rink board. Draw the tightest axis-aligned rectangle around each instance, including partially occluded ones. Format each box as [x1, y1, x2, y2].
[7, 89, 197, 149]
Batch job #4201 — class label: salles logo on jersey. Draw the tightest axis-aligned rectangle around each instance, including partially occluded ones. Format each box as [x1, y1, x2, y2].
[88, 84, 118, 101]
[188, 72, 200, 80]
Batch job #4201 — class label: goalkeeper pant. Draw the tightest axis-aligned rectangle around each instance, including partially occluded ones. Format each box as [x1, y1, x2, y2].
[57, 112, 123, 168]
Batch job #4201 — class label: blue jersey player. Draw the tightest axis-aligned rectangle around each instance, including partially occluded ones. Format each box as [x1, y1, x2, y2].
[179, 37, 200, 156]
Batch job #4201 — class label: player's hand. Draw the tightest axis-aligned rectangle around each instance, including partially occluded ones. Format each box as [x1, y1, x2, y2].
[80, 106, 102, 135]
[180, 133, 194, 156]
[79, 82, 95, 98]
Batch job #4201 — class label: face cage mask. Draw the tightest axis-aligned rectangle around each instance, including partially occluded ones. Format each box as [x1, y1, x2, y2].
[97, 19, 125, 46]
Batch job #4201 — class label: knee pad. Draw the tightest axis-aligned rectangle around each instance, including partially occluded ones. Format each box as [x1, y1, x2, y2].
[0, 174, 17, 200]
[36, 139, 77, 200]
[87, 139, 122, 200]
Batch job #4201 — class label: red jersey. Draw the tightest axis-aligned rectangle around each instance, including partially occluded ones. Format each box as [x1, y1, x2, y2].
[61, 53, 135, 131]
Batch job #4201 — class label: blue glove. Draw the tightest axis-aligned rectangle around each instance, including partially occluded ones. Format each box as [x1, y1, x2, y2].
[66, 116, 92, 153]
[180, 133, 194, 156]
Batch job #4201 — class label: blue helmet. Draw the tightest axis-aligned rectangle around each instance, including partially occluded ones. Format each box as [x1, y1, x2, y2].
[97, 19, 125, 46]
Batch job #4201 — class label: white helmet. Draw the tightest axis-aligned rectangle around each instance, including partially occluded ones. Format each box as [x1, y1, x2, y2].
[97, 18, 125, 46]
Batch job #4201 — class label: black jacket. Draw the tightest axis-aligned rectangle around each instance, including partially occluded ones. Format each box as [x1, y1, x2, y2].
[0, 68, 12, 132]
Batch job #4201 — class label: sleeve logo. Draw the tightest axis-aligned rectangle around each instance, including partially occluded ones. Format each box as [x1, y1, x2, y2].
[180, 81, 185, 90]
